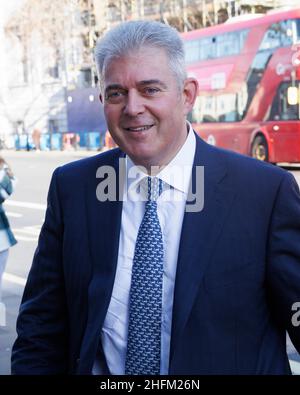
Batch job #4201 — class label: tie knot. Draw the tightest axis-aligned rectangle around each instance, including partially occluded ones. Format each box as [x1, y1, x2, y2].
[147, 177, 163, 201]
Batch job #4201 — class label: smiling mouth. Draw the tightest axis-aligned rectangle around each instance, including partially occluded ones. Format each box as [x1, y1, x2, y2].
[124, 125, 154, 132]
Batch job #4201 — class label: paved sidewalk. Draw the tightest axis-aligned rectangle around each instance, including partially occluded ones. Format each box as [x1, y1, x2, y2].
[0, 148, 99, 159]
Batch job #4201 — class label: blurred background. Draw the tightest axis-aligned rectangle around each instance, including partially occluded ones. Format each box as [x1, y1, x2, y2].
[0, 0, 299, 152]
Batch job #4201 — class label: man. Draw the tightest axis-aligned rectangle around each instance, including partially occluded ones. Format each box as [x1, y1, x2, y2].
[12, 20, 300, 375]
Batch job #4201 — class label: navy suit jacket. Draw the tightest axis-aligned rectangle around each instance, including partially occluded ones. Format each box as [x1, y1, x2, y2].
[11, 134, 300, 374]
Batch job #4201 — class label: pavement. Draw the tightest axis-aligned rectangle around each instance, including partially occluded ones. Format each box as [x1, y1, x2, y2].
[0, 148, 99, 158]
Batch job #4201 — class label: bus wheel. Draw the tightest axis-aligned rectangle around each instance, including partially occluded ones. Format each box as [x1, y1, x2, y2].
[251, 136, 269, 161]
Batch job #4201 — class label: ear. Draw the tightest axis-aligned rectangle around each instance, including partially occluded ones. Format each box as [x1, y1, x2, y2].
[99, 93, 103, 104]
[182, 78, 198, 116]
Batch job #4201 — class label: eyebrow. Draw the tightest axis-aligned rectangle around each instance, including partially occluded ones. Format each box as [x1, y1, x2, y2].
[105, 84, 124, 94]
[138, 80, 168, 89]
[105, 79, 168, 94]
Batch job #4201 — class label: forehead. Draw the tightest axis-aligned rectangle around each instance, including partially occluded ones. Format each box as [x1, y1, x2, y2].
[103, 47, 173, 86]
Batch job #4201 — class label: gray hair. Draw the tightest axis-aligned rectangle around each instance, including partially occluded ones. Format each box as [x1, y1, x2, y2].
[94, 20, 187, 92]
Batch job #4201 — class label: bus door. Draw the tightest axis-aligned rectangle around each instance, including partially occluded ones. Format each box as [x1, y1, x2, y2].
[266, 81, 300, 163]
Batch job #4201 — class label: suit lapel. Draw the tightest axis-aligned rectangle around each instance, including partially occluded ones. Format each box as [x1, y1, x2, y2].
[79, 150, 124, 373]
[77, 138, 237, 372]
[170, 136, 237, 366]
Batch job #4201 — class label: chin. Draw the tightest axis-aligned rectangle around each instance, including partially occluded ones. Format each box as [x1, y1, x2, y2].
[127, 145, 153, 158]
[129, 151, 156, 166]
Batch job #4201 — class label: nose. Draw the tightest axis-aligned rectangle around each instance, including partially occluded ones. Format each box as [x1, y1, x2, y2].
[123, 90, 145, 116]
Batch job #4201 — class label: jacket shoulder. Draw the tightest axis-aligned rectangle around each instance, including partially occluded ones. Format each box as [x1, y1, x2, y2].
[53, 148, 123, 180]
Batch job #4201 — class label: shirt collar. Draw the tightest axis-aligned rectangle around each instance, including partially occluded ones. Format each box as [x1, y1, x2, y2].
[126, 121, 196, 196]
[158, 122, 195, 194]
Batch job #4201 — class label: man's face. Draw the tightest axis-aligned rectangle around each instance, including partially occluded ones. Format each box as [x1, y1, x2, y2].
[101, 46, 197, 172]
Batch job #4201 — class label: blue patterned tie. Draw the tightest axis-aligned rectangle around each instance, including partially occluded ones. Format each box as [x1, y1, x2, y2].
[125, 176, 164, 375]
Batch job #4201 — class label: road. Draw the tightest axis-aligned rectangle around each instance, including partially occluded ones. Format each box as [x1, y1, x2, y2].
[0, 150, 300, 374]
[0, 150, 95, 375]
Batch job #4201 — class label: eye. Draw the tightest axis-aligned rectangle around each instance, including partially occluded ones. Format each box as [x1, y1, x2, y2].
[144, 87, 160, 95]
[106, 91, 122, 100]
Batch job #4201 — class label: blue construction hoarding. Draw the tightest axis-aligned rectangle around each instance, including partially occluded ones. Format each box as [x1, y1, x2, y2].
[66, 87, 107, 149]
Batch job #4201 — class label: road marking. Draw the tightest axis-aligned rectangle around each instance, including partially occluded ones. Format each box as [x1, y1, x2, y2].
[4, 200, 46, 211]
[13, 235, 38, 242]
[0, 302, 6, 326]
[3, 272, 26, 286]
[290, 359, 300, 375]
[12, 225, 41, 242]
[13, 226, 41, 235]
[6, 211, 23, 218]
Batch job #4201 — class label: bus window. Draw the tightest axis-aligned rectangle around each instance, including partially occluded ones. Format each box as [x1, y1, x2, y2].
[295, 19, 300, 42]
[216, 94, 240, 122]
[259, 20, 298, 50]
[216, 32, 239, 57]
[184, 40, 200, 63]
[259, 23, 282, 50]
[270, 82, 300, 121]
[245, 49, 273, 112]
[200, 37, 216, 60]
[279, 20, 294, 46]
[192, 94, 241, 123]
[237, 83, 248, 119]
[184, 29, 249, 64]
[192, 96, 217, 123]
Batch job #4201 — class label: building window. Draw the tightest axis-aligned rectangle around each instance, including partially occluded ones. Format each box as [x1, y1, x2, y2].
[21, 57, 29, 83]
[78, 68, 92, 88]
[47, 64, 60, 79]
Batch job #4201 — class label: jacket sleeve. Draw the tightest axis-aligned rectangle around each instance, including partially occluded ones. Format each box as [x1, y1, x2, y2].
[267, 171, 300, 353]
[11, 167, 69, 374]
[0, 172, 14, 204]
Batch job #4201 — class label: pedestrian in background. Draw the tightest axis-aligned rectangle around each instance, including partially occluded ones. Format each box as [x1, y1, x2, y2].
[104, 130, 117, 150]
[0, 157, 17, 325]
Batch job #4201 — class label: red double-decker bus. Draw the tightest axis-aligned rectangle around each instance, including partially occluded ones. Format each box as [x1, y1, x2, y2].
[183, 8, 300, 163]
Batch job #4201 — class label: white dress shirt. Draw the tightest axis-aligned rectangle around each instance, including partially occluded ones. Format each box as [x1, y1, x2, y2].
[97, 124, 196, 374]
